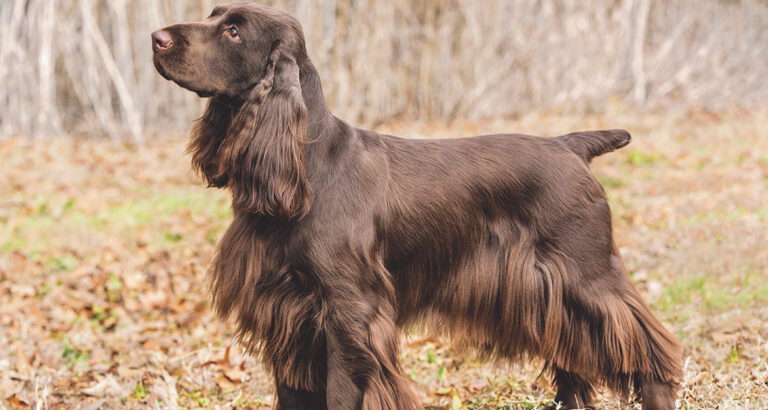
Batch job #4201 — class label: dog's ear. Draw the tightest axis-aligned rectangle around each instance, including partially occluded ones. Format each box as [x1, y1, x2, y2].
[187, 97, 235, 188]
[216, 45, 310, 219]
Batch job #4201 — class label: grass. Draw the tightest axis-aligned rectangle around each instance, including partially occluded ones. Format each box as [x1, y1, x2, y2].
[1, 108, 768, 408]
[2, 189, 231, 255]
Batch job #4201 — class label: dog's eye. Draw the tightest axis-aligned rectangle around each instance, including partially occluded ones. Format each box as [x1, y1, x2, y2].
[227, 26, 239, 38]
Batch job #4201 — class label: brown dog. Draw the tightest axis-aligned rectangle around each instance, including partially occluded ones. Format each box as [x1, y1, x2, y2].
[152, 3, 681, 409]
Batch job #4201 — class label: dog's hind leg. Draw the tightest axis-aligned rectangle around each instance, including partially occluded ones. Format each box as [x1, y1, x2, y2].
[634, 372, 679, 410]
[548, 368, 596, 409]
[611, 253, 681, 410]
[552, 252, 681, 410]
[529, 238, 680, 409]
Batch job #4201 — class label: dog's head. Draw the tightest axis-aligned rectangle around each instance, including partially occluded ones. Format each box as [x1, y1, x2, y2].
[152, 2, 306, 99]
[152, 3, 310, 219]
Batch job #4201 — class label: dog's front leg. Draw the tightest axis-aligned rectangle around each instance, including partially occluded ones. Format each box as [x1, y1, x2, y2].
[274, 382, 327, 410]
[323, 297, 420, 410]
[325, 329, 364, 409]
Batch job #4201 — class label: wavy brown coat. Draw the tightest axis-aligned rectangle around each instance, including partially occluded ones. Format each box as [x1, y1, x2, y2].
[152, 3, 682, 409]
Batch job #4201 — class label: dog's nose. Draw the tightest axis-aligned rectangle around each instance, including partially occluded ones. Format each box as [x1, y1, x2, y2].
[152, 30, 173, 52]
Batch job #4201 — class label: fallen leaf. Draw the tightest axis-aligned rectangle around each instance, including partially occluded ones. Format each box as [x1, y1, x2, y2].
[6, 394, 28, 408]
[467, 382, 487, 393]
[15, 347, 31, 377]
[433, 387, 452, 396]
[216, 374, 238, 391]
[223, 361, 247, 384]
[81, 376, 127, 398]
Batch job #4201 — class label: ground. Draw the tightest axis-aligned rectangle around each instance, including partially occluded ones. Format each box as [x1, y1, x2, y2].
[1, 107, 767, 409]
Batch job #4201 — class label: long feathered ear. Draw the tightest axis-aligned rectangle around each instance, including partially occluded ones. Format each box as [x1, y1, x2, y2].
[187, 97, 236, 188]
[216, 46, 310, 219]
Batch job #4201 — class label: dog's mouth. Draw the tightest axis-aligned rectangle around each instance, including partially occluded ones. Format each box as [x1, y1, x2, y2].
[178, 80, 218, 98]
[152, 53, 176, 82]
[195, 90, 215, 98]
[153, 56, 218, 98]
[152, 55, 172, 81]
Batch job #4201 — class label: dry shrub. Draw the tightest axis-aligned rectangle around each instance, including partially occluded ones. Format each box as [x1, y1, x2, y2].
[0, 0, 766, 140]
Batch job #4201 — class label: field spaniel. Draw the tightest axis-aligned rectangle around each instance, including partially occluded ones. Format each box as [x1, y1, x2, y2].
[152, 3, 681, 409]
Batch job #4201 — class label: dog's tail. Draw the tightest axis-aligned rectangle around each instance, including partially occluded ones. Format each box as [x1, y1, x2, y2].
[557, 129, 631, 162]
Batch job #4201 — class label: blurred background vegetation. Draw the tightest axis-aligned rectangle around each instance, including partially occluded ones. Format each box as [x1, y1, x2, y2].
[1, 0, 766, 141]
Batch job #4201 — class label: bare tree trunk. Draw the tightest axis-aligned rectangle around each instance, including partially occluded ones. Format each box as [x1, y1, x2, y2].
[631, 0, 652, 105]
[0, 0, 766, 139]
[38, 0, 64, 138]
[79, 0, 143, 143]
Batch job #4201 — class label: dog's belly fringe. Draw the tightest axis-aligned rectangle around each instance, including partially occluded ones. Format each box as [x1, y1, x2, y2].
[207, 213, 680, 402]
[427, 227, 680, 399]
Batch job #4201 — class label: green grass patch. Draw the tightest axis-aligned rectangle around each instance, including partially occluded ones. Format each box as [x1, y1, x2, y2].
[426, 348, 437, 364]
[61, 338, 89, 369]
[182, 389, 211, 408]
[658, 276, 706, 313]
[598, 176, 625, 188]
[107, 273, 122, 302]
[48, 254, 78, 272]
[96, 190, 230, 228]
[2, 188, 231, 255]
[133, 380, 149, 400]
[656, 271, 768, 316]
[626, 150, 661, 166]
[685, 204, 768, 226]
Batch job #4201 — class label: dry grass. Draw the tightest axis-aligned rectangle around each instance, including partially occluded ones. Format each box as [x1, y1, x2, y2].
[1, 108, 767, 408]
